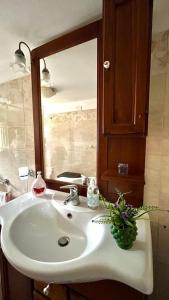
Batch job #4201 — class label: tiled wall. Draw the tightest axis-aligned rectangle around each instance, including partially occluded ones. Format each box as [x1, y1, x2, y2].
[0, 74, 97, 193]
[43, 109, 97, 179]
[0, 75, 35, 196]
[144, 21, 169, 300]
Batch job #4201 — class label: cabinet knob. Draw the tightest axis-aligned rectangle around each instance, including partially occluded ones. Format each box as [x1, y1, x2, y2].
[103, 60, 110, 69]
[43, 284, 50, 296]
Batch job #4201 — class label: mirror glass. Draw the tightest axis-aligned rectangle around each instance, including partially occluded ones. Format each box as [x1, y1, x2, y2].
[40, 39, 97, 185]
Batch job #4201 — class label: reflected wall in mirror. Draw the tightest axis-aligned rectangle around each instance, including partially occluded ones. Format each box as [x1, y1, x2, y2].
[41, 39, 97, 185]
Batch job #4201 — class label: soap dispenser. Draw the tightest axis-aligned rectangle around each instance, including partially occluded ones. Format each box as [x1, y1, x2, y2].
[87, 178, 99, 209]
[31, 171, 46, 197]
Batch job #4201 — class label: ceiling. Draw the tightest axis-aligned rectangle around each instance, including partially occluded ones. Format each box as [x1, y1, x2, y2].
[41, 39, 97, 104]
[0, 0, 168, 85]
[0, 0, 102, 84]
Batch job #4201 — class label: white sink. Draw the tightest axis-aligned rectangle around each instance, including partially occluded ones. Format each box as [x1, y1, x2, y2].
[8, 200, 104, 263]
[0, 190, 153, 295]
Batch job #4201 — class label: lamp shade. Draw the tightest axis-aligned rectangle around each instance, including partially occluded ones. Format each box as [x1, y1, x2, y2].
[14, 49, 26, 66]
[10, 48, 29, 73]
[42, 67, 50, 82]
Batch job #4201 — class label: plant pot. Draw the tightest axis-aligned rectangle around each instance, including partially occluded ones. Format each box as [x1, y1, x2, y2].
[110, 222, 138, 250]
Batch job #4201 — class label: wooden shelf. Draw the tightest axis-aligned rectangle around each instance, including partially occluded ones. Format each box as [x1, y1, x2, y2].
[101, 170, 145, 184]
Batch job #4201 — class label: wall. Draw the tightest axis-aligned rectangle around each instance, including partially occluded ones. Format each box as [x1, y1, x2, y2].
[0, 74, 97, 193]
[144, 12, 169, 300]
[0, 75, 35, 196]
[43, 109, 97, 179]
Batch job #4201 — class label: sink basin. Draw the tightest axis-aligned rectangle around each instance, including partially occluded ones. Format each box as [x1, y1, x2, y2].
[8, 201, 104, 263]
[0, 190, 153, 295]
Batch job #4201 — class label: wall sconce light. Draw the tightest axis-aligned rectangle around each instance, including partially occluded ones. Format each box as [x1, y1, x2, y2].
[10, 41, 30, 73]
[10, 41, 50, 82]
[41, 59, 50, 82]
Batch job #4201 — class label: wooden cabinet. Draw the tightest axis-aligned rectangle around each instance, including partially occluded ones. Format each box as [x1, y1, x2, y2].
[0, 242, 32, 300]
[98, 0, 153, 206]
[34, 281, 146, 300]
[67, 281, 146, 300]
[103, 0, 152, 135]
[33, 282, 88, 300]
[70, 290, 88, 300]
[34, 281, 67, 300]
[33, 291, 46, 300]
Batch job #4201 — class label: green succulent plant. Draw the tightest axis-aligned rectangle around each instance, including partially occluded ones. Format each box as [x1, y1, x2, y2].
[93, 190, 161, 249]
[94, 190, 160, 229]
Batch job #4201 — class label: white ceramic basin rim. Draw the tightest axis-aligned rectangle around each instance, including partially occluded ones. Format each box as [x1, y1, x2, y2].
[6, 200, 105, 264]
[0, 191, 153, 295]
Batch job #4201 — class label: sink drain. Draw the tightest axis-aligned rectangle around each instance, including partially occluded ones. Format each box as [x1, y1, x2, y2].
[58, 236, 70, 247]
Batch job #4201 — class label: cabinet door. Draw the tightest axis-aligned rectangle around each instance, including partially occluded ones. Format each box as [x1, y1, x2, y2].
[103, 0, 152, 134]
[34, 281, 67, 300]
[34, 291, 46, 300]
[70, 290, 88, 300]
[0, 245, 32, 300]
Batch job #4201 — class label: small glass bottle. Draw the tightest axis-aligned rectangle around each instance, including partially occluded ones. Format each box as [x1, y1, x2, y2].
[87, 178, 99, 209]
[31, 171, 46, 197]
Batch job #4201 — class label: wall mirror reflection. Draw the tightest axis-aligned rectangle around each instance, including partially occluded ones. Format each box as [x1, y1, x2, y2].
[40, 39, 97, 186]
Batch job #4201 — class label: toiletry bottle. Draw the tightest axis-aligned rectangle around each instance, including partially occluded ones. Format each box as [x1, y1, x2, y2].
[87, 178, 99, 209]
[31, 171, 46, 197]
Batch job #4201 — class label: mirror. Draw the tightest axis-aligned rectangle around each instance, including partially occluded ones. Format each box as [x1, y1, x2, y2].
[31, 21, 100, 192]
[41, 39, 97, 185]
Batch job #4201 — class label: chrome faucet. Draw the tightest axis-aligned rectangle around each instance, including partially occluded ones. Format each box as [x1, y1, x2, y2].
[60, 185, 80, 206]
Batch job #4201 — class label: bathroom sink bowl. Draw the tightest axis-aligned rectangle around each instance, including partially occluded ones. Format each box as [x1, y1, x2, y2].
[0, 190, 153, 294]
[0, 192, 106, 283]
[7, 201, 103, 263]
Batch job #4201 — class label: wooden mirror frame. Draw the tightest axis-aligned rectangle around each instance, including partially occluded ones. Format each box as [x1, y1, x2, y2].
[31, 20, 102, 196]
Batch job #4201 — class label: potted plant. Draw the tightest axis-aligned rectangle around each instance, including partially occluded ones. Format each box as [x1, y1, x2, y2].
[93, 190, 159, 250]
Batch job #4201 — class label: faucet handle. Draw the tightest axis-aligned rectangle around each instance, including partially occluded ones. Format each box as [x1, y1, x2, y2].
[60, 185, 78, 193]
[60, 185, 80, 206]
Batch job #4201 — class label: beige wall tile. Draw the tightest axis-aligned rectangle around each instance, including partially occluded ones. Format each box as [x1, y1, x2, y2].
[26, 150, 35, 170]
[24, 108, 33, 125]
[144, 186, 159, 206]
[164, 72, 169, 116]
[160, 156, 169, 194]
[0, 82, 10, 99]
[0, 76, 35, 198]
[9, 78, 23, 108]
[7, 106, 24, 125]
[145, 155, 161, 171]
[162, 138, 169, 155]
[25, 126, 34, 148]
[159, 192, 169, 210]
[8, 127, 25, 150]
[146, 24, 169, 299]
[22, 75, 32, 109]
[146, 137, 162, 156]
[0, 127, 8, 148]
[148, 112, 164, 137]
[0, 104, 7, 124]
[145, 168, 161, 193]
[149, 73, 166, 102]
[163, 114, 169, 138]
